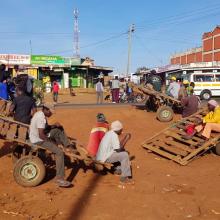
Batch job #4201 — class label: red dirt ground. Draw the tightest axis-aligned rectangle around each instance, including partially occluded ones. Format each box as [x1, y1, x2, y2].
[0, 105, 220, 220]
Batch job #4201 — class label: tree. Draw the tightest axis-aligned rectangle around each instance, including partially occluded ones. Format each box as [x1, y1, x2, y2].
[135, 66, 150, 75]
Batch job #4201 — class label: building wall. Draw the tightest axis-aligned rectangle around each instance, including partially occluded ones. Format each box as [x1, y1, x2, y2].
[170, 26, 220, 65]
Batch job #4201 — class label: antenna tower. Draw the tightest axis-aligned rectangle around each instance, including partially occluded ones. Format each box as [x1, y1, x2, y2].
[74, 8, 80, 57]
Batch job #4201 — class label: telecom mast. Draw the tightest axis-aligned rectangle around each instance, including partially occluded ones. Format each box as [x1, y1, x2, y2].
[74, 8, 80, 57]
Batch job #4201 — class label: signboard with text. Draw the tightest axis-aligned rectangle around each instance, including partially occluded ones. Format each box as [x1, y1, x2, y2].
[0, 54, 30, 65]
[31, 55, 65, 65]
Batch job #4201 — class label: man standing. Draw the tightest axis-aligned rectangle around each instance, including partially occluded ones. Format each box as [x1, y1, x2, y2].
[96, 121, 133, 184]
[29, 104, 73, 187]
[111, 76, 120, 103]
[52, 81, 59, 103]
[178, 80, 189, 100]
[95, 79, 104, 104]
[167, 76, 180, 99]
[9, 87, 36, 124]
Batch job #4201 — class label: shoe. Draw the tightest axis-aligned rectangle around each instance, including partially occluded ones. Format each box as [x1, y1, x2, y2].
[114, 169, 122, 176]
[120, 177, 134, 184]
[55, 178, 73, 188]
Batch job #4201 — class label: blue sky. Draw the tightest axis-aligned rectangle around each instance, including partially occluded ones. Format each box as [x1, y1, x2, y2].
[1, 0, 220, 73]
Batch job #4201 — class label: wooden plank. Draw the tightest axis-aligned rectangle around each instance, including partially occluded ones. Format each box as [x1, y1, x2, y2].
[180, 138, 219, 164]
[1, 122, 10, 136]
[6, 123, 18, 139]
[142, 144, 184, 165]
[17, 126, 28, 142]
[154, 140, 188, 156]
[0, 100, 6, 114]
[163, 139, 193, 153]
[0, 119, 4, 134]
[164, 130, 197, 146]
[5, 102, 11, 116]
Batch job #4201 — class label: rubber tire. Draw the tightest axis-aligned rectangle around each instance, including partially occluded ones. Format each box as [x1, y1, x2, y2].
[215, 143, 220, 156]
[200, 90, 211, 100]
[12, 145, 23, 164]
[13, 156, 46, 187]
[156, 106, 174, 122]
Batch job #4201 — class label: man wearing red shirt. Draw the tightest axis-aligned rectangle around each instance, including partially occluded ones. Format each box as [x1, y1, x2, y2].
[87, 113, 109, 157]
[52, 81, 59, 103]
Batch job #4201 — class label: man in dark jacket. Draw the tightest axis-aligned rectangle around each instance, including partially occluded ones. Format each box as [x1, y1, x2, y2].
[9, 87, 36, 124]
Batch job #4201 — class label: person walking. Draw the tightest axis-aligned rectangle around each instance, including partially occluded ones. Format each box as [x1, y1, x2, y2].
[111, 76, 120, 103]
[95, 79, 104, 104]
[52, 81, 59, 103]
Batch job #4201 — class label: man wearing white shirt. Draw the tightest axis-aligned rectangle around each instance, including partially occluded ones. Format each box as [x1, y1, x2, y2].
[95, 79, 104, 104]
[96, 120, 133, 184]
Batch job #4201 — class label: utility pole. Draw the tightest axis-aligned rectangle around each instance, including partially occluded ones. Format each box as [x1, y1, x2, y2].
[74, 8, 80, 58]
[29, 40, 32, 55]
[126, 24, 135, 77]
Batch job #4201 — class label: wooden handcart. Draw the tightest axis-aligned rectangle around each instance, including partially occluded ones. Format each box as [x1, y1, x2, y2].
[136, 86, 182, 122]
[0, 99, 112, 187]
[142, 108, 220, 165]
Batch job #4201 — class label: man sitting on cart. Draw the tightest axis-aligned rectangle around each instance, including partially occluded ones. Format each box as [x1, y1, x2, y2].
[29, 103, 74, 187]
[96, 120, 133, 184]
[185, 100, 220, 141]
[196, 100, 220, 140]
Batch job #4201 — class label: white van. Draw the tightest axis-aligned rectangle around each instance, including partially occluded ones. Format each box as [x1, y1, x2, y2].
[183, 72, 220, 100]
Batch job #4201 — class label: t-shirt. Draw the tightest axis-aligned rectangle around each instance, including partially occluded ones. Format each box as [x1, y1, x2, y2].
[96, 130, 120, 162]
[181, 95, 199, 118]
[53, 83, 59, 93]
[12, 95, 36, 124]
[96, 82, 104, 92]
[29, 111, 46, 143]
[111, 79, 120, 89]
[0, 82, 8, 100]
[167, 82, 180, 99]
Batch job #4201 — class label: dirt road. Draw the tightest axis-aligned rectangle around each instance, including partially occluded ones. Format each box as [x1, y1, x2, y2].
[0, 106, 220, 220]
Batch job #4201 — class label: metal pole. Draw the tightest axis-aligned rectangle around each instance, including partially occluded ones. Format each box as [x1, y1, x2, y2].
[126, 24, 134, 77]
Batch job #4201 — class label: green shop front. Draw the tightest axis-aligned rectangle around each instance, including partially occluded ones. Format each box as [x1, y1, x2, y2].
[31, 55, 67, 89]
[69, 65, 113, 88]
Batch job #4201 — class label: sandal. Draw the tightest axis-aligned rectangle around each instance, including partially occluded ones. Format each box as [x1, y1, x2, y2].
[55, 179, 72, 188]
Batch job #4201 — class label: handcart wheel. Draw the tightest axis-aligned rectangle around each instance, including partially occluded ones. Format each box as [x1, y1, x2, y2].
[156, 106, 174, 122]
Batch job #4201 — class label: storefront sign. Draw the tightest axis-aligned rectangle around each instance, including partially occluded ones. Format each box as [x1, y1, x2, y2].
[31, 55, 65, 65]
[0, 54, 30, 65]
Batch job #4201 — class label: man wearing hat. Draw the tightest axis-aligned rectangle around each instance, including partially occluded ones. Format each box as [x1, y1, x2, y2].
[87, 113, 109, 157]
[96, 120, 132, 184]
[178, 80, 189, 100]
[190, 100, 220, 141]
[167, 76, 180, 99]
[29, 103, 72, 187]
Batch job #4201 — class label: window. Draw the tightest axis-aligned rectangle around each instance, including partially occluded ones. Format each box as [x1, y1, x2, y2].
[194, 75, 215, 82]
[215, 75, 220, 82]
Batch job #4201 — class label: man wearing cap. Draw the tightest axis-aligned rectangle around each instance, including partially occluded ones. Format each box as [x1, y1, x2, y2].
[29, 104, 72, 187]
[96, 120, 132, 184]
[87, 113, 109, 157]
[178, 80, 189, 100]
[167, 77, 180, 99]
[194, 100, 220, 140]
